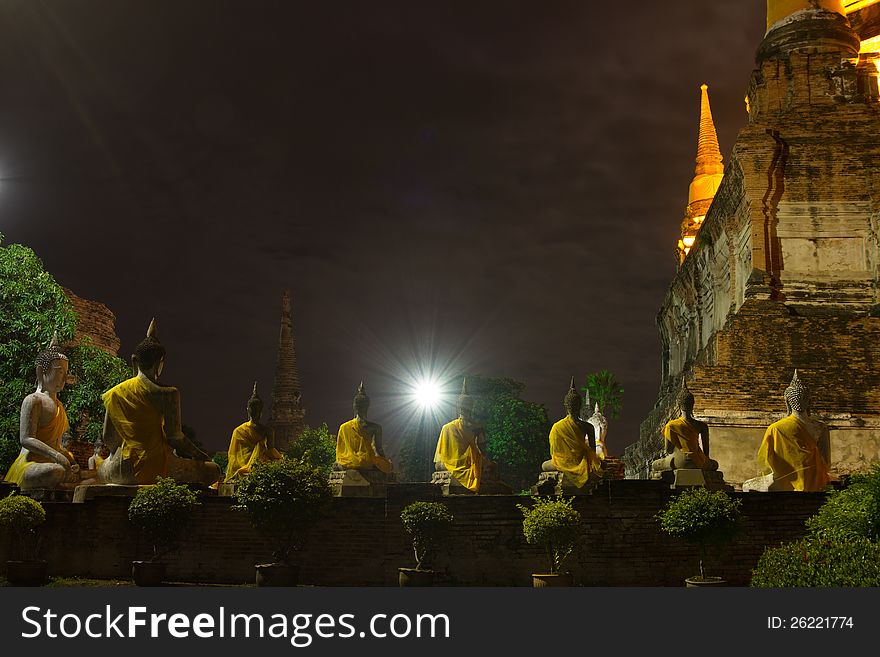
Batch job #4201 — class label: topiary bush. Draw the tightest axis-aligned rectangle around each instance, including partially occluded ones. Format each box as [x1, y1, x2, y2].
[517, 496, 581, 574]
[234, 458, 332, 564]
[128, 478, 200, 562]
[400, 501, 454, 571]
[0, 494, 46, 560]
[751, 538, 880, 587]
[657, 487, 742, 581]
[805, 465, 880, 542]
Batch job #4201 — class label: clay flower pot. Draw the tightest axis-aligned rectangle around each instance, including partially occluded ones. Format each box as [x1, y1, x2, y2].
[398, 568, 435, 587]
[255, 562, 299, 587]
[532, 573, 573, 587]
[5, 560, 48, 586]
[131, 560, 167, 587]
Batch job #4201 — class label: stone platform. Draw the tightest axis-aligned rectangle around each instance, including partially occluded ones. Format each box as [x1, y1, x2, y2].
[330, 468, 397, 497]
[430, 470, 511, 495]
[531, 471, 600, 496]
[651, 468, 732, 491]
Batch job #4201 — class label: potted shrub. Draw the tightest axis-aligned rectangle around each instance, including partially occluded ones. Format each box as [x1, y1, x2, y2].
[234, 458, 332, 586]
[399, 501, 453, 586]
[0, 494, 47, 586]
[657, 487, 742, 587]
[517, 496, 581, 587]
[128, 477, 200, 586]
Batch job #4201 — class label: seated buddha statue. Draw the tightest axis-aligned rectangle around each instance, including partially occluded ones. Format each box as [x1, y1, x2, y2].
[87, 440, 106, 471]
[434, 379, 498, 493]
[753, 370, 831, 492]
[225, 382, 283, 482]
[4, 333, 81, 490]
[652, 386, 718, 474]
[98, 319, 221, 486]
[586, 402, 609, 460]
[334, 382, 393, 474]
[541, 378, 602, 488]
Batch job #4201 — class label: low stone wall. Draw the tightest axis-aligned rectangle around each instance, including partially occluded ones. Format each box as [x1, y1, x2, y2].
[0, 481, 826, 586]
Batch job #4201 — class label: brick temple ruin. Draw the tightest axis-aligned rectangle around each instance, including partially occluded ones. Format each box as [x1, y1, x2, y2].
[625, 0, 880, 484]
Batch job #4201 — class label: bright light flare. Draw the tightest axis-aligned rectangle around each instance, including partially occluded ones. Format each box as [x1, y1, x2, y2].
[414, 379, 441, 409]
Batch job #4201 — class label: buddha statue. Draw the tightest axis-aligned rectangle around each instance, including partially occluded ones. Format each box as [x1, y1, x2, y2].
[87, 440, 105, 471]
[752, 371, 831, 492]
[225, 382, 283, 482]
[586, 403, 609, 460]
[540, 377, 602, 489]
[98, 319, 221, 486]
[334, 382, 392, 473]
[434, 378, 498, 493]
[4, 333, 81, 490]
[652, 386, 718, 474]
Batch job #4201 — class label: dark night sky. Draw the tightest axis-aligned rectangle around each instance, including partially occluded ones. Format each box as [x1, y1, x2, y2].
[0, 1, 766, 458]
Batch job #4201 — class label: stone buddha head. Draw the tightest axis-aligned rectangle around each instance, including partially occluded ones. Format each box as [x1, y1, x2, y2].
[132, 318, 166, 380]
[457, 378, 476, 426]
[247, 381, 264, 422]
[563, 376, 582, 419]
[679, 386, 696, 417]
[588, 403, 608, 442]
[35, 331, 69, 395]
[784, 370, 810, 414]
[353, 381, 370, 419]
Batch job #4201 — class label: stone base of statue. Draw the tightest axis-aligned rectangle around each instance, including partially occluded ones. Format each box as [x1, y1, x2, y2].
[652, 467, 731, 491]
[217, 482, 237, 497]
[531, 471, 600, 496]
[20, 488, 75, 503]
[330, 468, 398, 497]
[741, 473, 774, 492]
[430, 470, 511, 495]
[72, 483, 140, 503]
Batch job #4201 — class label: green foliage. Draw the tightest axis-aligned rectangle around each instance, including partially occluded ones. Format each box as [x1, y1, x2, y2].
[128, 478, 200, 561]
[464, 375, 552, 493]
[657, 487, 742, 580]
[0, 236, 129, 465]
[212, 451, 229, 473]
[234, 458, 332, 564]
[285, 423, 336, 476]
[400, 501, 453, 570]
[581, 370, 624, 419]
[517, 496, 581, 574]
[0, 437, 20, 476]
[0, 494, 47, 560]
[64, 341, 130, 444]
[805, 465, 880, 542]
[751, 538, 880, 587]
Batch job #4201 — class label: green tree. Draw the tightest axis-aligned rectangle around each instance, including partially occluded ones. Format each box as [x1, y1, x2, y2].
[0, 236, 129, 472]
[581, 370, 624, 419]
[462, 375, 551, 493]
[212, 451, 229, 474]
[396, 431, 427, 482]
[285, 423, 336, 476]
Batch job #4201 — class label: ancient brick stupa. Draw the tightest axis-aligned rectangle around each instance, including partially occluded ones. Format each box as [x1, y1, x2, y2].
[270, 290, 306, 451]
[625, 0, 880, 484]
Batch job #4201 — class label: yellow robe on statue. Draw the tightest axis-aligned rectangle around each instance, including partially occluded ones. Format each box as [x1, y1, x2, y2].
[435, 417, 483, 492]
[225, 421, 283, 482]
[4, 401, 71, 485]
[662, 417, 710, 469]
[757, 415, 831, 492]
[102, 377, 171, 485]
[549, 415, 601, 488]
[335, 418, 393, 473]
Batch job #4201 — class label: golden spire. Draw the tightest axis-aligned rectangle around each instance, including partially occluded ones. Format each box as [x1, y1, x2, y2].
[694, 84, 723, 178]
[678, 84, 725, 264]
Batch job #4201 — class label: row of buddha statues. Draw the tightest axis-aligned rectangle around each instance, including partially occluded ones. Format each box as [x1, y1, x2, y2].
[3, 321, 831, 496]
[652, 370, 832, 492]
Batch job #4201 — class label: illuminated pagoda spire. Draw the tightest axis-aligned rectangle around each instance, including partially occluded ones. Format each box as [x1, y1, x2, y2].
[677, 84, 725, 264]
[270, 289, 306, 450]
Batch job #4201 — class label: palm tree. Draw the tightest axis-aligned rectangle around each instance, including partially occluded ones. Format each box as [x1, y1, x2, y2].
[581, 371, 624, 419]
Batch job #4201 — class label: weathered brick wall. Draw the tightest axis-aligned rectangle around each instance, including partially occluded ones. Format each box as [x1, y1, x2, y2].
[62, 287, 121, 356]
[1, 482, 826, 586]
